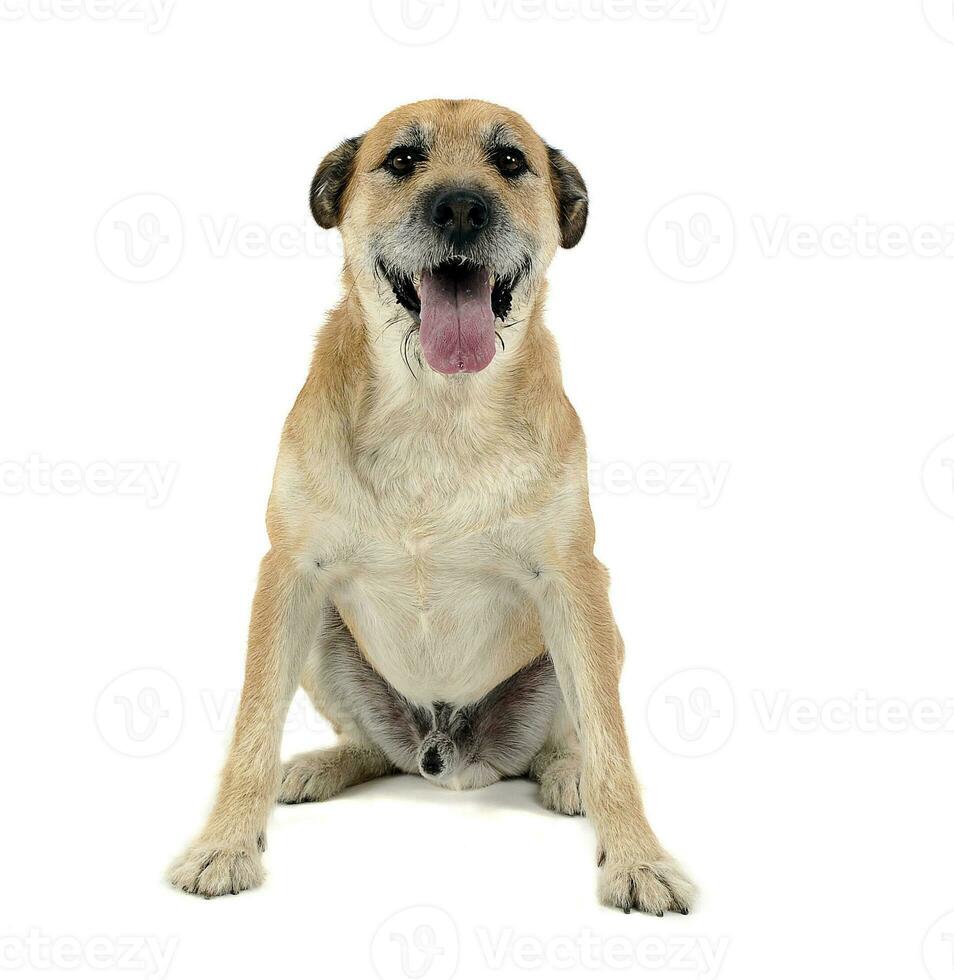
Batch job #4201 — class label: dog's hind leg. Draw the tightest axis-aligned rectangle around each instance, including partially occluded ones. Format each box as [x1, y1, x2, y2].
[278, 741, 395, 804]
[529, 704, 584, 816]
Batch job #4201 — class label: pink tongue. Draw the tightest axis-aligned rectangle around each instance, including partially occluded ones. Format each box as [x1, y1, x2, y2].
[419, 266, 496, 374]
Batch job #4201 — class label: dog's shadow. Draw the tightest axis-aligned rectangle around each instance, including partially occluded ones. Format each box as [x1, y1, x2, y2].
[300, 773, 551, 817]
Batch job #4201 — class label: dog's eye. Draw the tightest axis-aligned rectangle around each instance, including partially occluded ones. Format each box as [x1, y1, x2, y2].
[384, 147, 424, 177]
[493, 147, 528, 178]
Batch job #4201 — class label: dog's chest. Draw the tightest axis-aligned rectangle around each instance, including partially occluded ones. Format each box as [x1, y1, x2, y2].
[355, 389, 540, 532]
[332, 527, 539, 705]
[324, 416, 546, 704]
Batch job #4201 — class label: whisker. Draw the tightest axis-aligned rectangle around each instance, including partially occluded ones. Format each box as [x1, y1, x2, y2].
[498, 316, 526, 331]
[373, 313, 405, 343]
[402, 325, 419, 380]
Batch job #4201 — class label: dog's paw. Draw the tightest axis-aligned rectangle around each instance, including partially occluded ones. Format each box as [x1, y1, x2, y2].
[597, 850, 696, 916]
[537, 758, 584, 815]
[167, 841, 263, 898]
[277, 752, 340, 804]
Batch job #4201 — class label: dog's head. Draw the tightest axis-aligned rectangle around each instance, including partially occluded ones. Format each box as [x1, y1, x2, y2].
[310, 99, 587, 375]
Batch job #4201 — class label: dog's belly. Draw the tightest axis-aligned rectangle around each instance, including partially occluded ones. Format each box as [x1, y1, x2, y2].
[328, 534, 544, 706]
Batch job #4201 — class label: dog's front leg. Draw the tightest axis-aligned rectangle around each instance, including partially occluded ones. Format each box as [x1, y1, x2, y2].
[168, 549, 324, 897]
[533, 556, 696, 915]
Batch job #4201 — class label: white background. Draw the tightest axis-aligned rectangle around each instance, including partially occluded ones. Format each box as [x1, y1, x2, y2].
[1, 2, 953, 979]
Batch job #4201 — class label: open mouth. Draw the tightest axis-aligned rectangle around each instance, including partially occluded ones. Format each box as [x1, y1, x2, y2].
[380, 259, 524, 375]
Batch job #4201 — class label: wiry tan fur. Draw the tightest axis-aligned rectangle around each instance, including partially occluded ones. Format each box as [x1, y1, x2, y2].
[168, 99, 696, 914]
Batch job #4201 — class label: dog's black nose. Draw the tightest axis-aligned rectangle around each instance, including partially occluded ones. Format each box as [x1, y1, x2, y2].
[420, 746, 444, 776]
[430, 189, 491, 248]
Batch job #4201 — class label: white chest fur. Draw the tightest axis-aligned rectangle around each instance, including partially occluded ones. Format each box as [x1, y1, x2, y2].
[284, 371, 556, 708]
[330, 529, 540, 705]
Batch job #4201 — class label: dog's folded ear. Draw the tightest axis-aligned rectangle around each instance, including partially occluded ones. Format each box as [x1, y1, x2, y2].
[547, 147, 588, 249]
[310, 135, 364, 229]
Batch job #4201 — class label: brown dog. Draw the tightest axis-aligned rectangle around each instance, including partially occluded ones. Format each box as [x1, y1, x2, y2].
[168, 99, 695, 914]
